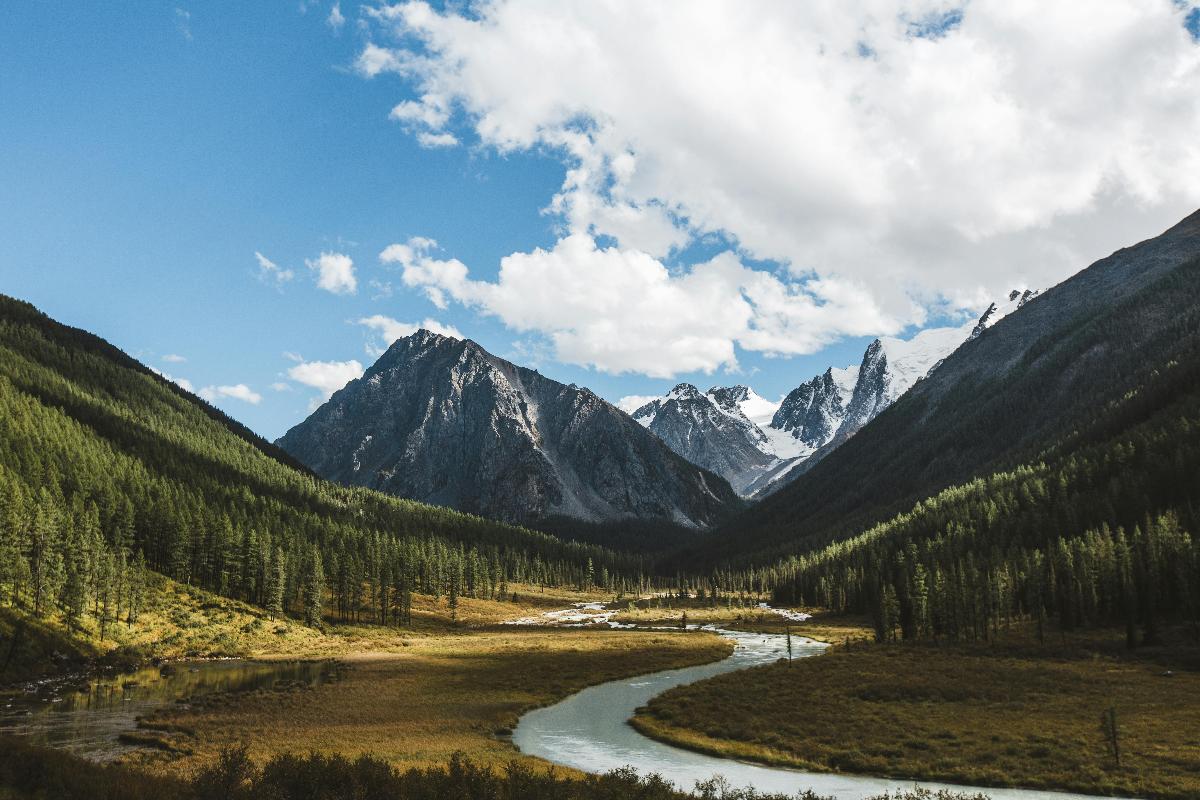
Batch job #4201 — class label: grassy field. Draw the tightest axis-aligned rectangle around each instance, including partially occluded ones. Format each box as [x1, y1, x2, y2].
[0, 571, 634, 685]
[130, 624, 732, 777]
[0, 571, 740, 778]
[632, 630, 1200, 799]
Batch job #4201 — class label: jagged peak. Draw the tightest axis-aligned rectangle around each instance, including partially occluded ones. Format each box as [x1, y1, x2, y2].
[667, 383, 703, 401]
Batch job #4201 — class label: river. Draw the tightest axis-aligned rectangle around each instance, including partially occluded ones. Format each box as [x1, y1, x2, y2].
[512, 606, 1127, 800]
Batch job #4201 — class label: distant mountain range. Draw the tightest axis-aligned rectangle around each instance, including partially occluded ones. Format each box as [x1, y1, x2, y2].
[276, 331, 741, 529]
[629, 290, 1036, 497]
[689, 208, 1200, 568]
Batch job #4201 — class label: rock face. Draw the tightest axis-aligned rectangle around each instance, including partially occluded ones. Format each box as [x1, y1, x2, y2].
[770, 368, 856, 450]
[631, 384, 776, 496]
[632, 291, 1035, 498]
[276, 330, 740, 528]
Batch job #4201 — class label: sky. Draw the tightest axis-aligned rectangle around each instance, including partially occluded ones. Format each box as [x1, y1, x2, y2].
[2, 1, 1199, 440]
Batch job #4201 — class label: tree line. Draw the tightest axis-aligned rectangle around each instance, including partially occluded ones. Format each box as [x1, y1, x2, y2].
[0, 296, 666, 632]
[769, 354, 1200, 645]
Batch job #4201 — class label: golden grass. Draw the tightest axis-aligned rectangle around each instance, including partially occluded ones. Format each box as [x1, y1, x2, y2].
[133, 626, 732, 776]
[1, 574, 624, 684]
[2, 573, 730, 775]
[632, 634, 1200, 799]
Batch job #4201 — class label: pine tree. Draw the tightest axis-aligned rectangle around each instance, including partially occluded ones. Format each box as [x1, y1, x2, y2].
[265, 546, 286, 619]
[302, 545, 325, 628]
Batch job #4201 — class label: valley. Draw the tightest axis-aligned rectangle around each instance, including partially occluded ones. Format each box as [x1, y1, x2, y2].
[3, 213, 1200, 799]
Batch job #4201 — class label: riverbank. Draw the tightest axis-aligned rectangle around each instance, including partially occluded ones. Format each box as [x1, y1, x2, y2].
[127, 625, 731, 775]
[3, 576, 735, 773]
[610, 597, 876, 642]
[631, 629, 1200, 800]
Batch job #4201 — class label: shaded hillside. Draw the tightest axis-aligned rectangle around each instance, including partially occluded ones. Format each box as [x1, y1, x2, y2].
[696, 209, 1200, 567]
[0, 295, 645, 637]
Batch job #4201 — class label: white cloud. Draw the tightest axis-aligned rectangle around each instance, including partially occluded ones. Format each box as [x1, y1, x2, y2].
[355, 42, 409, 77]
[198, 384, 263, 405]
[360, 0, 1200, 360]
[416, 131, 459, 148]
[617, 395, 658, 414]
[287, 359, 365, 402]
[151, 367, 196, 393]
[174, 7, 192, 41]
[356, 313, 463, 356]
[327, 2, 345, 30]
[162, 353, 187, 364]
[255, 251, 295, 287]
[270, 381, 293, 392]
[307, 251, 357, 295]
[282, 351, 304, 362]
[385, 233, 901, 377]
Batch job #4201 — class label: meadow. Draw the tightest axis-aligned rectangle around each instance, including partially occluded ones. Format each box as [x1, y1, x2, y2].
[632, 627, 1200, 799]
[2, 573, 732, 779]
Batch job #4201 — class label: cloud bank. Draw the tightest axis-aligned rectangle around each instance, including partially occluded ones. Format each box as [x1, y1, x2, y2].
[358, 0, 1200, 377]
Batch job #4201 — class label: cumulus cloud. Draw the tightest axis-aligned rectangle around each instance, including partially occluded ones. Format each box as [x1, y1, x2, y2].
[617, 395, 659, 414]
[255, 251, 295, 287]
[162, 353, 187, 364]
[307, 251, 357, 295]
[360, 0, 1200, 365]
[270, 381, 293, 392]
[356, 313, 463, 356]
[287, 359, 365, 402]
[384, 234, 900, 377]
[198, 384, 262, 405]
[327, 2, 344, 30]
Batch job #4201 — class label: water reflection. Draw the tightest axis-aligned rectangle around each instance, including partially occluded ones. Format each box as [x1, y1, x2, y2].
[1, 660, 331, 761]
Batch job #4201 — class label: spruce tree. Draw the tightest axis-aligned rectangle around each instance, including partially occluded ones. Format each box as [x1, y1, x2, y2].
[302, 545, 325, 628]
[265, 546, 286, 619]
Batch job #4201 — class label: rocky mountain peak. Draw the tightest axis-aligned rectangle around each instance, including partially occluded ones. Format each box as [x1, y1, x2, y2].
[278, 335, 739, 528]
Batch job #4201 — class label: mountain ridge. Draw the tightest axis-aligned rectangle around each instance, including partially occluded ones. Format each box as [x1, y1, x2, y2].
[278, 330, 741, 529]
[630, 291, 1031, 498]
[690, 207, 1200, 568]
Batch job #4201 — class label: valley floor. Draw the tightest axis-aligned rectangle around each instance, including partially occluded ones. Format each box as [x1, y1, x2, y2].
[1, 576, 732, 779]
[631, 624, 1200, 800]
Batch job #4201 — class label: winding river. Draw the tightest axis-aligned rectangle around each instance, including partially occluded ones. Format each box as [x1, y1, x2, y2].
[513, 608, 1125, 800]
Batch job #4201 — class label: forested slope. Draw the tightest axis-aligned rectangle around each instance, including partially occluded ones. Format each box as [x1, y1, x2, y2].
[697, 209, 1200, 569]
[0, 295, 644, 636]
[752, 253, 1200, 644]
[770, 335, 1200, 644]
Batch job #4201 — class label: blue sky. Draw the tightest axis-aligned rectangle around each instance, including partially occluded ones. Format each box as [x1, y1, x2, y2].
[3, 2, 1198, 439]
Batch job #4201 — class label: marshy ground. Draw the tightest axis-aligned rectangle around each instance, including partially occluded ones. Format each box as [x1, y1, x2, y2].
[631, 624, 1200, 800]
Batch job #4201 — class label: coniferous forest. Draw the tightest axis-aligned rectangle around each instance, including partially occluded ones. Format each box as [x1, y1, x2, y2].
[0, 294, 656, 636]
[762, 258, 1200, 644]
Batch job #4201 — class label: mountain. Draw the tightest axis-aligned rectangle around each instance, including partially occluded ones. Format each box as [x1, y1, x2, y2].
[277, 331, 740, 528]
[0, 294, 631, 633]
[630, 384, 780, 495]
[630, 292, 1032, 498]
[693, 208, 1200, 568]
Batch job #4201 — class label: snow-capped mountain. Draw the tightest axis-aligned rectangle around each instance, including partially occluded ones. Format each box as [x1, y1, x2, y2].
[277, 330, 740, 528]
[629, 290, 1037, 497]
[631, 384, 779, 495]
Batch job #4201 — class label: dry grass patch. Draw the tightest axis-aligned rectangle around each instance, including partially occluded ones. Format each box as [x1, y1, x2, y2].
[633, 636, 1200, 799]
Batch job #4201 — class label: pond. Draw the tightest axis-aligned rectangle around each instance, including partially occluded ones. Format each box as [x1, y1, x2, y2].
[0, 659, 332, 761]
